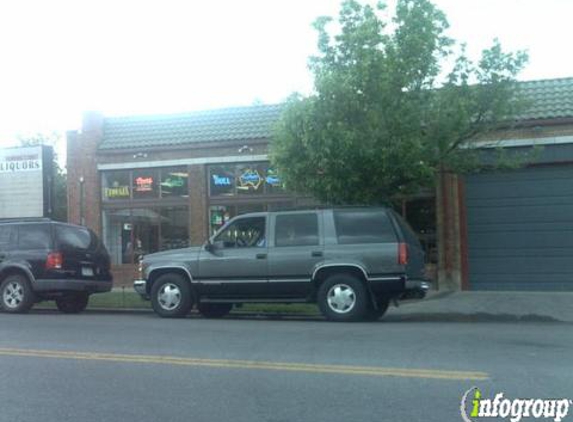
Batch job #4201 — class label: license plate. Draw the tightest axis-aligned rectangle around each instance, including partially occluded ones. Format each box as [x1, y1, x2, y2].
[82, 267, 94, 277]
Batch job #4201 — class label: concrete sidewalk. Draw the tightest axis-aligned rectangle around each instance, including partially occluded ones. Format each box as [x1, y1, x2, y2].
[390, 291, 573, 323]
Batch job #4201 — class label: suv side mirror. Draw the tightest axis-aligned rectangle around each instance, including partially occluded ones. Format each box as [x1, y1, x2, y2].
[204, 240, 223, 253]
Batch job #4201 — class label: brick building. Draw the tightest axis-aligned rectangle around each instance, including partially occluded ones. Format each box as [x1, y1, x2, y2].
[67, 77, 573, 290]
[67, 104, 315, 285]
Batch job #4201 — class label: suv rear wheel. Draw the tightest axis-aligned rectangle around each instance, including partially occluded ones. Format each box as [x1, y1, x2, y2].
[56, 293, 89, 314]
[317, 274, 369, 322]
[0, 274, 35, 314]
[151, 273, 193, 318]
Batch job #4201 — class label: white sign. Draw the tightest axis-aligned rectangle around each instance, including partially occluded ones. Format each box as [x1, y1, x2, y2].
[0, 146, 47, 218]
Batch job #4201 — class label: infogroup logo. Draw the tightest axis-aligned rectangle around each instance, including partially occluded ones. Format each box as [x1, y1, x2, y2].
[460, 387, 572, 422]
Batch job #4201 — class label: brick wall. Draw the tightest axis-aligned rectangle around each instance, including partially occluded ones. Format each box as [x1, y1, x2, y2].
[66, 112, 103, 236]
[189, 164, 208, 245]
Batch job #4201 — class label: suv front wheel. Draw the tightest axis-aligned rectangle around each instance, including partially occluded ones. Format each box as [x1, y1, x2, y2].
[317, 274, 369, 322]
[151, 273, 193, 318]
[0, 274, 35, 314]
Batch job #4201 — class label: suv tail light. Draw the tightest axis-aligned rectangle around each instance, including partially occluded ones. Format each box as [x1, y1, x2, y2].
[398, 243, 408, 265]
[46, 252, 63, 270]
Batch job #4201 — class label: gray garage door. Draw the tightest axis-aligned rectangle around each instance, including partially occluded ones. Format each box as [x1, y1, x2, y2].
[465, 165, 573, 291]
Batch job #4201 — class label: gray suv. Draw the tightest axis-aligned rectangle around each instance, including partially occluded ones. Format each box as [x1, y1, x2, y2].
[134, 207, 430, 322]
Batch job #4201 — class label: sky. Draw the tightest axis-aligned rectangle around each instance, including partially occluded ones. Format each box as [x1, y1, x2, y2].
[0, 0, 572, 158]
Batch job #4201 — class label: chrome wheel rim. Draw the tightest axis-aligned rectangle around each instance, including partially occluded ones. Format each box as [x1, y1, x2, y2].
[157, 283, 182, 311]
[326, 283, 356, 314]
[3, 281, 24, 309]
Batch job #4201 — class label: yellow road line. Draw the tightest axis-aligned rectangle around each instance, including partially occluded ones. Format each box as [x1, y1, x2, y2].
[0, 347, 489, 381]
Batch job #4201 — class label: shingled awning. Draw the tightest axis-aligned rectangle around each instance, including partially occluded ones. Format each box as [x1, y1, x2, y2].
[99, 103, 284, 151]
[98, 78, 573, 151]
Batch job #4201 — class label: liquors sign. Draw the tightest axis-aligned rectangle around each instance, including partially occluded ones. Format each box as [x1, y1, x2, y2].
[0, 146, 53, 218]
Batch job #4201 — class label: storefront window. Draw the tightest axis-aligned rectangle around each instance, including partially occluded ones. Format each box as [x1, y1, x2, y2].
[102, 208, 132, 264]
[102, 167, 190, 264]
[265, 167, 285, 194]
[236, 163, 265, 195]
[209, 205, 234, 235]
[103, 206, 190, 264]
[208, 163, 287, 197]
[209, 165, 235, 196]
[160, 207, 189, 250]
[160, 167, 189, 198]
[102, 171, 131, 201]
[129, 208, 160, 260]
[133, 169, 159, 200]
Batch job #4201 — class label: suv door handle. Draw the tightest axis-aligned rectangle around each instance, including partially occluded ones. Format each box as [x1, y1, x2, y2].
[311, 251, 323, 257]
[256, 253, 267, 259]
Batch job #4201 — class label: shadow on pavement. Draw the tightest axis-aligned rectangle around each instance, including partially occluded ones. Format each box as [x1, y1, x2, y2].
[12, 308, 567, 324]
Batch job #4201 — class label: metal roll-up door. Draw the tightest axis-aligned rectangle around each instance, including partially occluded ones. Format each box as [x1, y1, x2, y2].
[465, 165, 573, 290]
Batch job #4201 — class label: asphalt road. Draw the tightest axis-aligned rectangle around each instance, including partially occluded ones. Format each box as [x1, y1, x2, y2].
[1, 311, 572, 422]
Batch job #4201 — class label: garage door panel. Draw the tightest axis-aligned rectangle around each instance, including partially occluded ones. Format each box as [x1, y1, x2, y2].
[469, 256, 573, 274]
[468, 231, 573, 249]
[466, 167, 573, 184]
[468, 222, 573, 234]
[468, 206, 573, 224]
[465, 165, 573, 291]
[468, 247, 573, 258]
[466, 195, 573, 208]
[466, 182, 573, 200]
[471, 280, 573, 291]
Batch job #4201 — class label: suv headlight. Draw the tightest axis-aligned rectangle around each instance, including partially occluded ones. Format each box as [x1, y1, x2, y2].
[137, 256, 147, 279]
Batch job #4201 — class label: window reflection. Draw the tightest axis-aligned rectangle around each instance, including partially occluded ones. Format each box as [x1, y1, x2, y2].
[103, 207, 189, 264]
[102, 171, 131, 201]
[160, 168, 189, 198]
[160, 207, 189, 250]
[208, 163, 285, 197]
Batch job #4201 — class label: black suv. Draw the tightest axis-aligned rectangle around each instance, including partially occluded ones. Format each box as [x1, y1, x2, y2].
[0, 218, 113, 314]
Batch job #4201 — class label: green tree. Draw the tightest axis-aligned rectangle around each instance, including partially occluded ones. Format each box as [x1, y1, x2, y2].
[271, 0, 528, 205]
[19, 132, 68, 222]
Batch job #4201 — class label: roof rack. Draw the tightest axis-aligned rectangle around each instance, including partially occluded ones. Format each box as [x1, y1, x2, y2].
[268, 204, 386, 212]
[0, 217, 52, 223]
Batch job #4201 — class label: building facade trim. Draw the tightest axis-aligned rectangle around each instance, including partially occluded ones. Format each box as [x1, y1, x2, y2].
[472, 135, 573, 149]
[97, 154, 270, 170]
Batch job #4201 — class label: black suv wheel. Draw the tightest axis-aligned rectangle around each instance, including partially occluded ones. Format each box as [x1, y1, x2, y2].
[0, 274, 35, 314]
[55, 293, 89, 314]
[317, 274, 369, 322]
[150, 273, 193, 318]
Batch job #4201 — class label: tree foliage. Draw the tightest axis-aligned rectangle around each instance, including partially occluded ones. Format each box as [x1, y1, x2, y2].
[271, 0, 528, 205]
[19, 132, 68, 222]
